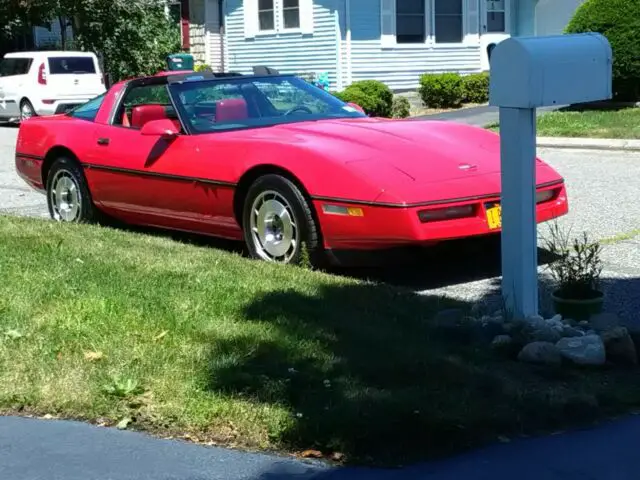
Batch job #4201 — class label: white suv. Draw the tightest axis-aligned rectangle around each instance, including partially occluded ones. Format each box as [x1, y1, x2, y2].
[0, 51, 107, 123]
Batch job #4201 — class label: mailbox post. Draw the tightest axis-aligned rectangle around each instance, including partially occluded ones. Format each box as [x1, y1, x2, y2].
[489, 33, 612, 320]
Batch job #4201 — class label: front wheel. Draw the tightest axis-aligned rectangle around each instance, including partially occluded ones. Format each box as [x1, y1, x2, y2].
[46, 157, 98, 223]
[242, 174, 322, 265]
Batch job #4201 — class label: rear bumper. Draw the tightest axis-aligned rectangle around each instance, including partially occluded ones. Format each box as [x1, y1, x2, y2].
[315, 181, 569, 250]
[15, 153, 45, 191]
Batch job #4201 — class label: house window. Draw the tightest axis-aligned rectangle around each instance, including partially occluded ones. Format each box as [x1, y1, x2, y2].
[282, 0, 300, 29]
[396, 0, 426, 44]
[258, 0, 275, 31]
[486, 0, 506, 32]
[434, 0, 463, 43]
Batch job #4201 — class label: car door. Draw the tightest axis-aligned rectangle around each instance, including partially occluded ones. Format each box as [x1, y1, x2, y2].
[85, 82, 221, 233]
[0, 57, 29, 119]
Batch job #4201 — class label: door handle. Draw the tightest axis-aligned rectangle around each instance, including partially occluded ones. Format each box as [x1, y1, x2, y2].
[97, 137, 110, 145]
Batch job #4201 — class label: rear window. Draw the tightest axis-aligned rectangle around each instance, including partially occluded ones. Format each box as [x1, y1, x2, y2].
[0, 58, 33, 77]
[48, 56, 96, 75]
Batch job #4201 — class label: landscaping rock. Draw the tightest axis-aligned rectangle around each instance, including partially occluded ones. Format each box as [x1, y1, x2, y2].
[470, 318, 506, 344]
[491, 334, 513, 353]
[517, 342, 562, 365]
[600, 327, 637, 365]
[556, 335, 606, 366]
[561, 326, 585, 338]
[530, 325, 562, 343]
[589, 313, 621, 332]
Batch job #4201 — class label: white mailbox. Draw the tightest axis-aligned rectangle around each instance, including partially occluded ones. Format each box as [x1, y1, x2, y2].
[487, 32, 612, 321]
[489, 33, 612, 109]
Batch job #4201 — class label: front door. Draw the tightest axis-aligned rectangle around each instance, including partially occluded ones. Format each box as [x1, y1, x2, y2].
[480, 0, 511, 71]
[85, 82, 218, 233]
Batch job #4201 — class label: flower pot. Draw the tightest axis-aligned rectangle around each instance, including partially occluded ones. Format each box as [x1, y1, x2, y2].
[551, 290, 604, 321]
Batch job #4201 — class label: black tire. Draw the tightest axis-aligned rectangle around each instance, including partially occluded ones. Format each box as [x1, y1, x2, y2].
[19, 99, 36, 122]
[46, 157, 99, 223]
[242, 174, 323, 265]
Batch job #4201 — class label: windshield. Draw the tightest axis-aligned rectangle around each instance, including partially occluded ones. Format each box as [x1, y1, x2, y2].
[167, 75, 366, 133]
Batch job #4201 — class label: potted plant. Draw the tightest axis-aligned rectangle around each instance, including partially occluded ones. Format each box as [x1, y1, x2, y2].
[543, 223, 604, 320]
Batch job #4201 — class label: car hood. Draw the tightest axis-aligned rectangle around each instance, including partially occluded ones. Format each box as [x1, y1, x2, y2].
[265, 117, 506, 183]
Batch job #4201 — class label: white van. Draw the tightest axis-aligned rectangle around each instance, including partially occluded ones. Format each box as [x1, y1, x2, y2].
[0, 51, 107, 123]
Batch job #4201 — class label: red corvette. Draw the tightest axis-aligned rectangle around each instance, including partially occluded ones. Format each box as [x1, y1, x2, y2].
[15, 68, 568, 265]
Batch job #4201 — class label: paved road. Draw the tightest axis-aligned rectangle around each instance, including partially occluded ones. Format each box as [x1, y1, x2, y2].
[3, 414, 640, 479]
[0, 125, 48, 218]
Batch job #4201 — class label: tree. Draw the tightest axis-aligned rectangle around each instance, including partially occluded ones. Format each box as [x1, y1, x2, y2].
[1, 0, 181, 81]
[565, 0, 640, 101]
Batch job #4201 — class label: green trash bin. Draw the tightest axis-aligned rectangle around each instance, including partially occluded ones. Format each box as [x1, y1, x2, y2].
[166, 53, 194, 71]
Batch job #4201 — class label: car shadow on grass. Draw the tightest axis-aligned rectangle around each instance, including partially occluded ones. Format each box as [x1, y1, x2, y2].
[110, 222, 559, 293]
[202, 275, 640, 468]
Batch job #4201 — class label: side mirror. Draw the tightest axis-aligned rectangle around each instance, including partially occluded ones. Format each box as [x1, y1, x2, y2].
[347, 102, 365, 114]
[140, 119, 180, 138]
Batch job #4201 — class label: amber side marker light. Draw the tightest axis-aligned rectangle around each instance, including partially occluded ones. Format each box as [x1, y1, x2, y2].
[322, 205, 364, 217]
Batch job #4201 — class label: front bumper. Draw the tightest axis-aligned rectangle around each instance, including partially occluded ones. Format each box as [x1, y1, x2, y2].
[315, 181, 569, 250]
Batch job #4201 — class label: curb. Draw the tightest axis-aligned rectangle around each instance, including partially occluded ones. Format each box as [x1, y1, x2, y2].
[537, 137, 640, 151]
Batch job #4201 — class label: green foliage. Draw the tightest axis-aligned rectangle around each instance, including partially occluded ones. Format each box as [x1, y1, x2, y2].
[102, 375, 145, 399]
[74, 0, 181, 82]
[419, 73, 464, 108]
[565, 0, 640, 101]
[543, 223, 604, 299]
[333, 88, 376, 115]
[335, 80, 393, 117]
[10, 0, 182, 82]
[462, 72, 490, 104]
[391, 96, 411, 118]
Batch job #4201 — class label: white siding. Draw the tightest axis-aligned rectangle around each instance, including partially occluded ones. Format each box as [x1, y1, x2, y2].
[224, 0, 339, 89]
[190, 0, 207, 63]
[205, 0, 224, 71]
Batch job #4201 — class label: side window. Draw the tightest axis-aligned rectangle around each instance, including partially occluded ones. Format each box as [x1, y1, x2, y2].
[114, 83, 177, 130]
[254, 80, 329, 115]
[177, 82, 251, 129]
[0, 58, 33, 77]
[68, 93, 106, 122]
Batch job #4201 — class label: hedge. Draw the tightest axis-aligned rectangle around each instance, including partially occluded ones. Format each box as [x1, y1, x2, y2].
[565, 0, 640, 101]
[334, 80, 393, 117]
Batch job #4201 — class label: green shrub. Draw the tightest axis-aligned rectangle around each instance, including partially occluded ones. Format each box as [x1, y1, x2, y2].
[565, 0, 640, 101]
[391, 96, 411, 118]
[418, 73, 464, 108]
[334, 88, 376, 115]
[462, 72, 490, 104]
[342, 80, 393, 117]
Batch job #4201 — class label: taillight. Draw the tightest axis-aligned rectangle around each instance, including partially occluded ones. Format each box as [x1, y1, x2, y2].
[536, 189, 557, 204]
[38, 63, 47, 85]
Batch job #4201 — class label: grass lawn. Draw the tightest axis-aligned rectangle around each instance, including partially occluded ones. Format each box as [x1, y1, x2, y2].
[487, 107, 640, 138]
[2, 215, 640, 466]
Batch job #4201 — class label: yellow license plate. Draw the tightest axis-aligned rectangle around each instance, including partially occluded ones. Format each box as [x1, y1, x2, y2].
[486, 204, 502, 230]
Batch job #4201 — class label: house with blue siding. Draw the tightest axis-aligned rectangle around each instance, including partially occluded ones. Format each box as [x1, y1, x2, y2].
[12, 0, 585, 91]
[187, 0, 586, 91]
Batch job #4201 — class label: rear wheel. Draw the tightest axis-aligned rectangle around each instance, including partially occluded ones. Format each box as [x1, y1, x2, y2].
[19, 99, 36, 122]
[46, 157, 98, 223]
[242, 174, 322, 265]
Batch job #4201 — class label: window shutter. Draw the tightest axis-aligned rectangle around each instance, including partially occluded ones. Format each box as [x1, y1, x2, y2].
[244, 0, 258, 39]
[380, 0, 395, 47]
[300, 0, 314, 34]
[467, 0, 480, 38]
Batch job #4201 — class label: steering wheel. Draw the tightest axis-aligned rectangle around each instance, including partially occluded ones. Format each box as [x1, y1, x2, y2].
[283, 105, 313, 116]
